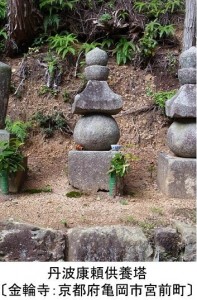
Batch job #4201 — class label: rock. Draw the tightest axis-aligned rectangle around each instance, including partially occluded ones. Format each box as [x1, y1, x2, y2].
[174, 221, 196, 262]
[68, 150, 121, 192]
[0, 221, 66, 261]
[165, 84, 196, 118]
[72, 80, 123, 115]
[73, 114, 120, 150]
[0, 62, 11, 129]
[157, 152, 196, 199]
[86, 47, 108, 66]
[85, 65, 109, 81]
[179, 46, 196, 69]
[167, 121, 196, 158]
[0, 130, 10, 145]
[178, 68, 196, 85]
[67, 226, 153, 261]
[153, 228, 182, 261]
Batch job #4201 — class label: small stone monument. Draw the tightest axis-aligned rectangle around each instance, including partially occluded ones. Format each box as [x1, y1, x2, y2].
[0, 62, 11, 143]
[157, 47, 196, 198]
[68, 48, 123, 192]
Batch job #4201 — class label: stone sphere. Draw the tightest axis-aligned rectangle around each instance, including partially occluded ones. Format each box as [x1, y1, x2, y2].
[85, 65, 109, 81]
[86, 48, 108, 66]
[73, 114, 120, 150]
[179, 46, 196, 68]
[167, 121, 196, 158]
[178, 68, 196, 85]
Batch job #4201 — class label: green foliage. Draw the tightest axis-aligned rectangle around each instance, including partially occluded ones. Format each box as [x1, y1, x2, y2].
[146, 87, 177, 108]
[99, 13, 112, 22]
[139, 20, 175, 57]
[5, 118, 32, 142]
[0, 28, 7, 52]
[66, 191, 83, 198]
[24, 186, 52, 193]
[134, 0, 184, 18]
[101, 38, 114, 50]
[108, 153, 130, 178]
[0, 139, 24, 175]
[48, 33, 78, 59]
[33, 111, 70, 137]
[38, 85, 59, 96]
[0, 0, 6, 20]
[39, 0, 79, 32]
[80, 41, 101, 54]
[113, 38, 136, 65]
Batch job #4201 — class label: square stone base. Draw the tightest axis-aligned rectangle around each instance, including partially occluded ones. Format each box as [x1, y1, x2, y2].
[157, 152, 196, 199]
[68, 151, 119, 192]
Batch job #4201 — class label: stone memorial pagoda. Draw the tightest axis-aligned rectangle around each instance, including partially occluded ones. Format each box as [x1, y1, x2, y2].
[157, 46, 196, 199]
[68, 48, 123, 192]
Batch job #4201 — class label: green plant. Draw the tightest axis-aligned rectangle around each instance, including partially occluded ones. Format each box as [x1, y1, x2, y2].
[5, 118, 32, 142]
[39, 0, 79, 32]
[120, 199, 129, 205]
[108, 153, 130, 178]
[146, 87, 177, 108]
[151, 207, 164, 216]
[80, 41, 101, 54]
[113, 38, 136, 65]
[0, 0, 6, 20]
[66, 191, 83, 198]
[38, 85, 59, 96]
[99, 13, 112, 23]
[24, 186, 52, 194]
[48, 33, 78, 59]
[0, 139, 24, 176]
[101, 38, 114, 50]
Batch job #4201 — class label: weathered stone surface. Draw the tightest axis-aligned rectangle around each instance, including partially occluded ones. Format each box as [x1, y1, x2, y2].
[174, 221, 196, 262]
[85, 65, 109, 81]
[0, 62, 11, 129]
[0, 221, 66, 261]
[178, 68, 196, 85]
[68, 150, 120, 191]
[67, 226, 153, 261]
[72, 81, 123, 115]
[165, 84, 196, 118]
[86, 47, 108, 66]
[153, 228, 182, 261]
[167, 121, 196, 158]
[179, 46, 196, 69]
[73, 115, 120, 150]
[157, 152, 196, 199]
[0, 130, 10, 144]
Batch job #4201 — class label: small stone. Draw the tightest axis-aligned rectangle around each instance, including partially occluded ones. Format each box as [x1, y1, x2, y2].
[167, 121, 196, 158]
[86, 47, 108, 66]
[73, 114, 120, 150]
[179, 46, 196, 68]
[0, 130, 10, 145]
[165, 84, 196, 118]
[178, 68, 196, 85]
[85, 65, 109, 81]
[72, 80, 123, 115]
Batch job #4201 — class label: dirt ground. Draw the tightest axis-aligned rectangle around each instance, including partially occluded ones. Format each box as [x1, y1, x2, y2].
[0, 45, 196, 230]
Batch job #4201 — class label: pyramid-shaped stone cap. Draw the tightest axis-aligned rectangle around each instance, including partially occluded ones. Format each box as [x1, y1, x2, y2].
[72, 80, 123, 115]
[86, 47, 108, 66]
[179, 46, 196, 68]
[166, 84, 196, 118]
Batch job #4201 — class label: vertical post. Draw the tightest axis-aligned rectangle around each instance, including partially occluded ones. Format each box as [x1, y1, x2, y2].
[0, 62, 11, 129]
[183, 0, 196, 51]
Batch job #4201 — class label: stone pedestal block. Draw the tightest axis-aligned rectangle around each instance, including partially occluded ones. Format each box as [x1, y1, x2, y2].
[157, 152, 196, 199]
[68, 151, 121, 192]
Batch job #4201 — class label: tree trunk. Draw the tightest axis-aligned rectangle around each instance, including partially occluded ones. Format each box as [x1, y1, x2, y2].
[183, 0, 196, 51]
[6, 0, 42, 56]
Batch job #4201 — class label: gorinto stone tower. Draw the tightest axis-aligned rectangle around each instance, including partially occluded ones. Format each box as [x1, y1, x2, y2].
[68, 48, 123, 191]
[157, 46, 196, 199]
